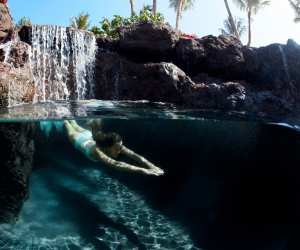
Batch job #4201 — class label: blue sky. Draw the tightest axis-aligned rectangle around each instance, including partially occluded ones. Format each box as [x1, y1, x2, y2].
[8, 0, 300, 47]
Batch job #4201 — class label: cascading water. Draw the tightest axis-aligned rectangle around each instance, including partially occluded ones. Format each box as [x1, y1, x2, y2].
[0, 41, 13, 64]
[30, 25, 97, 102]
[278, 45, 297, 97]
[278, 45, 291, 83]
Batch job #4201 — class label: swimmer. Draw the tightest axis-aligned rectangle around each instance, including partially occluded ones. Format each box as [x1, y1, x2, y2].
[64, 120, 164, 176]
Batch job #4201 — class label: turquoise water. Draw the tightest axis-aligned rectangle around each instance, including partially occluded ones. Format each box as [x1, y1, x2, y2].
[0, 101, 299, 250]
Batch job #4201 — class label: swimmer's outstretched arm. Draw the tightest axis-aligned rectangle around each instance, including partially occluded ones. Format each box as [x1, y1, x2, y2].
[120, 146, 164, 175]
[94, 148, 163, 176]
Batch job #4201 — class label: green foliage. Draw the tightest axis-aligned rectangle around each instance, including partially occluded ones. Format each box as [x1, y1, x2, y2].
[289, 0, 300, 22]
[233, 0, 271, 14]
[90, 6, 165, 39]
[169, 0, 195, 13]
[16, 16, 32, 28]
[220, 16, 246, 38]
[70, 12, 90, 30]
[89, 26, 102, 35]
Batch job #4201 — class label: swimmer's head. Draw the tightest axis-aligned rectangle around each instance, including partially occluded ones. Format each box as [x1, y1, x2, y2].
[87, 119, 102, 133]
[94, 132, 123, 157]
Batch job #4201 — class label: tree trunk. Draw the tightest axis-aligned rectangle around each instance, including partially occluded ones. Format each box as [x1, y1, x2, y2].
[153, 0, 157, 16]
[247, 9, 252, 47]
[224, 0, 240, 40]
[176, 0, 184, 31]
[129, 0, 135, 16]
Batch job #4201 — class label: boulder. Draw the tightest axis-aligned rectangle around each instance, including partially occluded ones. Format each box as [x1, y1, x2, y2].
[94, 52, 193, 103]
[0, 123, 35, 223]
[184, 81, 246, 110]
[0, 3, 13, 43]
[0, 41, 35, 107]
[176, 35, 245, 78]
[118, 22, 179, 62]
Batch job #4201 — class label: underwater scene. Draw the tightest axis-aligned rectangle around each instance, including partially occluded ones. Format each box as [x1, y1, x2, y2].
[2, 0, 300, 249]
[0, 102, 298, 250]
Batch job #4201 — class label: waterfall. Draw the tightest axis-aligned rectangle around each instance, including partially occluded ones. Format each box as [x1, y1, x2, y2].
[278, 44, 297, 96]
[0, 41, 13, 64]
[278, 45, 291, 83]
[30, 25, 97, 102]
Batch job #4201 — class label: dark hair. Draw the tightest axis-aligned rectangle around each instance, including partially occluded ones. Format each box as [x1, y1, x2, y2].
[93, 132, 122, 148]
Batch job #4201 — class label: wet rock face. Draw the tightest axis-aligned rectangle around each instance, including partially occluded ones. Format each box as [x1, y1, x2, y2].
[0, 3, 13, 43]
[0, 123, 35, 223]
[118, 22, 179, 62]
[0, 41, 35, 107]
[96, 23, 300, 115]
[94, 52, 193, 103]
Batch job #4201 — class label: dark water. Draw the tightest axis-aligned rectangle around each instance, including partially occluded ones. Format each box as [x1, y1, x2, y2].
[0, 101, 299, 250]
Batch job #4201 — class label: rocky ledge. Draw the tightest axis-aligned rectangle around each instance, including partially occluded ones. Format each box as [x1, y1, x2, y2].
[0, 3, 13, 43]
[94, 22, 300, 115]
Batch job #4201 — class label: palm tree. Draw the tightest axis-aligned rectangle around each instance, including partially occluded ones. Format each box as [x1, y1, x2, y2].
[70, 12, 90, 30]
[233, 0, 270, 47]
[224, 0, 240, 39]
[153, 0, 157, 15]
[129, 0, 136, 16]
[169, 0, 195, 31]
[288, 0, 300, 22]
[220, 17, 246, 38]
[16, 17, 32, 28]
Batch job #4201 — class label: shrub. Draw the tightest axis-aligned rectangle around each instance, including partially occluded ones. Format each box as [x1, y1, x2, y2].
[90, 6, 165, 39]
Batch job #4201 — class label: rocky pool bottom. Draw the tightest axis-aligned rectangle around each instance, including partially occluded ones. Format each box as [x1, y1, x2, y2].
[0, 116, 299, 250]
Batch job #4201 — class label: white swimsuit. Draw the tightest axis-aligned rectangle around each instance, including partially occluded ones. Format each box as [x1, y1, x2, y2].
[73, 130, 97, 161]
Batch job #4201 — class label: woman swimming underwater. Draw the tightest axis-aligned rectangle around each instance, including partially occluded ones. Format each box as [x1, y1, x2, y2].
[64, 120, 164, 176]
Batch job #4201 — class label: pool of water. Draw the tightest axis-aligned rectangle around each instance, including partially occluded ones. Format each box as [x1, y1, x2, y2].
[0, 101, 299, 250]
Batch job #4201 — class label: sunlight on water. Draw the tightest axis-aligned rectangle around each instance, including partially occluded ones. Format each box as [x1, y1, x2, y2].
[0, 157, 200, 250]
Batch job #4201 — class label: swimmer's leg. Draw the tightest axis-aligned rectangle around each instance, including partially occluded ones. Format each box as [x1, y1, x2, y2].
[69, 120, 86, 133]
[64, 120, 78, 143]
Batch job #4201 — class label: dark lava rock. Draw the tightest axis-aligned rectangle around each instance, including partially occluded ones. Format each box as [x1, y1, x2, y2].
[119, 22, 179, 62]
[96, 37, 118, 52]
[184, 81, 246, 110]
[175, 35, 245, 78]
[94, 52, 193, 103]
[18, 25, 32, 45]
[0, 123, 35, 223]
[0, 3, 13, 43]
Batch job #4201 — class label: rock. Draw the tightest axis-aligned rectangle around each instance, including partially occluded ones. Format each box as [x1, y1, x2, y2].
[0, 123, 35, 223]
[0, 3, 13, 43]
[94, 52, 193, 103]
[0, 41, 35, 107]
[119, 22, 179, 62]
[18, 25, 32, 45]
[184, 81, 246, 110]
[96, 37, 118, 52]
[176, 35, 245, 78]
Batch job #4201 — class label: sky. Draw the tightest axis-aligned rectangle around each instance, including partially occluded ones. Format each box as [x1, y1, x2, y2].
[8, 0, 300, 47]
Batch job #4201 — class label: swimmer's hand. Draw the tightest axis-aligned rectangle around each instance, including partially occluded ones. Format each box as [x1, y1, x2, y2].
[142, 168, 165, 176]
[95, 148, 164, 176]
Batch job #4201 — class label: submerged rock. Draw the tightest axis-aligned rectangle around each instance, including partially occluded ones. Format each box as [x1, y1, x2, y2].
[0, 123, 35, 223]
